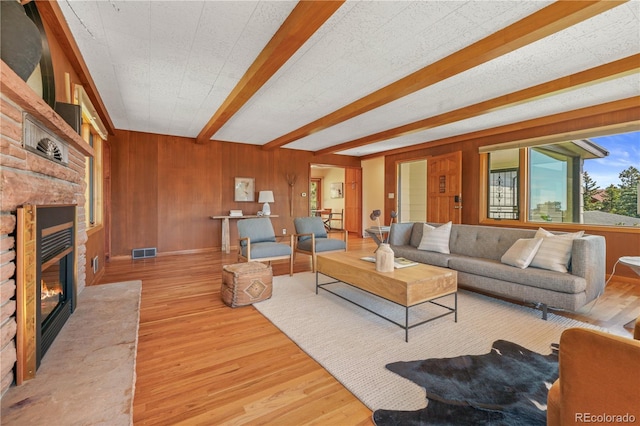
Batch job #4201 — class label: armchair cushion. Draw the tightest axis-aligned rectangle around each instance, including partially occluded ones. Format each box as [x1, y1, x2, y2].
[238, 217, 277, 246]
[296, 238, 346, 253]
[294, 217, 328, 241]
[240, 242, 291, 259]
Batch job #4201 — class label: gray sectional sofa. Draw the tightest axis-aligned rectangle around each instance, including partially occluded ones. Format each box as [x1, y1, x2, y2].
[388, 222, 606, 319]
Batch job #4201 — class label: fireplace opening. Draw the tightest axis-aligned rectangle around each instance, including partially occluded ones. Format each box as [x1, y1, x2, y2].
[36, 205, 75, 367]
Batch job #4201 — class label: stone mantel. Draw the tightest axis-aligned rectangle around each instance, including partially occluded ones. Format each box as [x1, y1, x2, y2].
[0, 60, 93, 158]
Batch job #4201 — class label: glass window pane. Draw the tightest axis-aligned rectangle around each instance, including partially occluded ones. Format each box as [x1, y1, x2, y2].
[488, 149, 519, 219]
[582, 132, 640, 227]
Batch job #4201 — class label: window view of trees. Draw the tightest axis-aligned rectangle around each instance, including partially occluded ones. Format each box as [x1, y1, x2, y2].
[580, 131, 639, 227]
[583, 166, 640, 226]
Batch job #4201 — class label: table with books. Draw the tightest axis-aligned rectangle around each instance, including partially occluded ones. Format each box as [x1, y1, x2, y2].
[315, 250, 458, 342]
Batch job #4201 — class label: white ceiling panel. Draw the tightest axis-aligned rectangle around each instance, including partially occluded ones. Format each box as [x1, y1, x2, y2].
[57, 0, 638, 157]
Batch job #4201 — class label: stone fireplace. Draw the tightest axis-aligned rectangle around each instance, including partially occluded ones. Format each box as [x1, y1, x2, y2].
[1, 64, 92, 395]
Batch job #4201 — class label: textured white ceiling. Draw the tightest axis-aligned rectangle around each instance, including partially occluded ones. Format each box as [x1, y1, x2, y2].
[58, 0, 640, 157]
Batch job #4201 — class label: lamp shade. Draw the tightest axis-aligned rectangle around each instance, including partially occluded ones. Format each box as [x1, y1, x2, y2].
[258, 191, 274, 203]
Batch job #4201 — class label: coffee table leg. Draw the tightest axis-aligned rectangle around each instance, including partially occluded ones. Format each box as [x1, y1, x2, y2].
[405, 306, 409, 342]
[315, 271, 319, 295]
[455, 293, 458, 322]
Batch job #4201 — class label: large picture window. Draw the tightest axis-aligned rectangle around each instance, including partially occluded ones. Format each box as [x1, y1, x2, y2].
[483, 130, 639, 228]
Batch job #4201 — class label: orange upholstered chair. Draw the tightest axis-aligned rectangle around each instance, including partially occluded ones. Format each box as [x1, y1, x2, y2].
[547, 322, 640, 425]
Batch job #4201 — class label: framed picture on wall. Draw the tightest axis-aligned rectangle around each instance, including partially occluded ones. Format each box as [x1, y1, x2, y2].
[234, 177, 255, 202]
[330, 182, 343, 199]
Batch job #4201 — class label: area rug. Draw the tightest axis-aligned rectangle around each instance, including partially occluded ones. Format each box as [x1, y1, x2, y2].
[373, 339, 559, 425]
[1, 281, 141, 426]
[254, 272, 605, 414]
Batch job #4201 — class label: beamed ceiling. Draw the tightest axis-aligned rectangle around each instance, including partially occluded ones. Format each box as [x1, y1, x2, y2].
[57, 0, 640, 158]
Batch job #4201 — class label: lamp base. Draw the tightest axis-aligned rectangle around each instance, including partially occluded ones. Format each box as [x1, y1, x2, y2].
[262, 203, 271, 216]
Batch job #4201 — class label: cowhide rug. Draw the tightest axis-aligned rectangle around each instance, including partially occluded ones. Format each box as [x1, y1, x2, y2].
[373, 340, 559, 426]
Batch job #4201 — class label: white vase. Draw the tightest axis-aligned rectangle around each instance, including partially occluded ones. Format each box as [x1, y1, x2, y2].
[376, 243, 395, 272]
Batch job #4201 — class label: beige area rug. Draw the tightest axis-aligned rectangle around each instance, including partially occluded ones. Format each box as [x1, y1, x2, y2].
[1, 281, 141, 425]
[254, 272, 605, 412]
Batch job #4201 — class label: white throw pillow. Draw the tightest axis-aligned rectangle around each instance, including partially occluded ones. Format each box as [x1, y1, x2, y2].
[501, 238, 543, 269]
[530, 228, 585, 273]
[417, 222, 452, 254]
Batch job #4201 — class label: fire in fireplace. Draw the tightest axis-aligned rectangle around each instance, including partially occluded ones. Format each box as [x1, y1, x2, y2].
[37, 205, 75, 365]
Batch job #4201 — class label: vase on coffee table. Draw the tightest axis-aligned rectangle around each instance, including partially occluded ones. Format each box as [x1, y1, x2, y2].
[376, 243, 394, 272]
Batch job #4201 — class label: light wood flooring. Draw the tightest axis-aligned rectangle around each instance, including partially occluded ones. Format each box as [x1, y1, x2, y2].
[98, 235, 640, 425]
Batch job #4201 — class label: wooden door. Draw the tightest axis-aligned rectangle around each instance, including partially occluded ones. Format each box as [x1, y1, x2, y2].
[427, 151, 462, 224]
[344, 168, 362, 234]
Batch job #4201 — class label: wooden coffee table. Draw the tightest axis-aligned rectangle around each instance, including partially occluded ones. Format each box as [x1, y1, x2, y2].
[316, 250, 457, 342]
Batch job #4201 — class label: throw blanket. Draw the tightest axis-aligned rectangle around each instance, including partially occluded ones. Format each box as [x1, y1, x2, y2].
[373, 340, 558, 425]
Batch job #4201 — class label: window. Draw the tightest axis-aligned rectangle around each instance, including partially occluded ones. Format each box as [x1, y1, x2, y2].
[83, 122, 102, 228]
[483, 130, 639, 228]
[75, 85, 107, 229]
[488, 149, 519, 220]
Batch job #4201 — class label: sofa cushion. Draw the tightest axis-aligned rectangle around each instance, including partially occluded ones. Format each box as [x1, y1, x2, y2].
[449, 224, 536, 261]
[449, 256, 587, 294]
[501, 238, 543, 269]
[417, 222, 452, 253]
[391, 245, 452, 268]
[530, 228, 585, 273]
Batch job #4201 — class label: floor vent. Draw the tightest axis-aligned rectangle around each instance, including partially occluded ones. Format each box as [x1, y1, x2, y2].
[132, 247, 157, 260]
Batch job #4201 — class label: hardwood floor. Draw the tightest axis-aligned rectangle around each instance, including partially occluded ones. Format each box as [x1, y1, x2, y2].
[98, 235, 639, 425]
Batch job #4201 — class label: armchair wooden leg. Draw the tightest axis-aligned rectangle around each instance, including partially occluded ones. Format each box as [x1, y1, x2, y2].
[289, 255, 294, 276]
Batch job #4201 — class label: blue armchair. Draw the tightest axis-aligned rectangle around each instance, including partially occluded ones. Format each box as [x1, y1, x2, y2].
[237, 218, 293, 276]
[293, 217, 347, 272]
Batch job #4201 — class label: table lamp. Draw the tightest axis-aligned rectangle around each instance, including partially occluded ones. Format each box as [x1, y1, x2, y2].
[258, 190, 274, 216]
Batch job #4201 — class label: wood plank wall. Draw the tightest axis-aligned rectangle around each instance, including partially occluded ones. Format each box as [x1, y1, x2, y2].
[109, 130, 360, 257]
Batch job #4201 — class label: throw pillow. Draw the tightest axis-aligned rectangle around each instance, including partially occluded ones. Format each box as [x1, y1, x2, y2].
[417, 222, 452, 254]
[530, 228, 585, 273]
[501, 238, 543, 269]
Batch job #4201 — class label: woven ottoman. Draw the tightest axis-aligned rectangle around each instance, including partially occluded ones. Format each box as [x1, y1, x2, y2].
[221, 262, 273, 307]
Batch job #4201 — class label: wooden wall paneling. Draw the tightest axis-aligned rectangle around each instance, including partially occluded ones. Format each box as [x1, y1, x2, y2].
[158, 136, 220, 253]
[129, 132, 159, 252]
[110, 130, 131, 257]
[274, 149, 311, 225]
[108, 132, 361, 256]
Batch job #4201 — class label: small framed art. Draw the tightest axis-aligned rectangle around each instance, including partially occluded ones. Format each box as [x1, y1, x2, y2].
[330, 182, 343, 199]
[234, 177, 255, 202]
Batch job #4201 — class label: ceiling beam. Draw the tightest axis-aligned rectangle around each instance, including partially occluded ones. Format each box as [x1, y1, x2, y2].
[316, 54, 640, 156]
[360, 96, 640, 160]
[262, 0, 625, 151]
[196, 1, 344, 144]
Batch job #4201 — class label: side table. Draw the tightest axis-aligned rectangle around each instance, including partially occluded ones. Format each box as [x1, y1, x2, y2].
[365, 226, 390, 245]
[618, 256, 640, 331]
